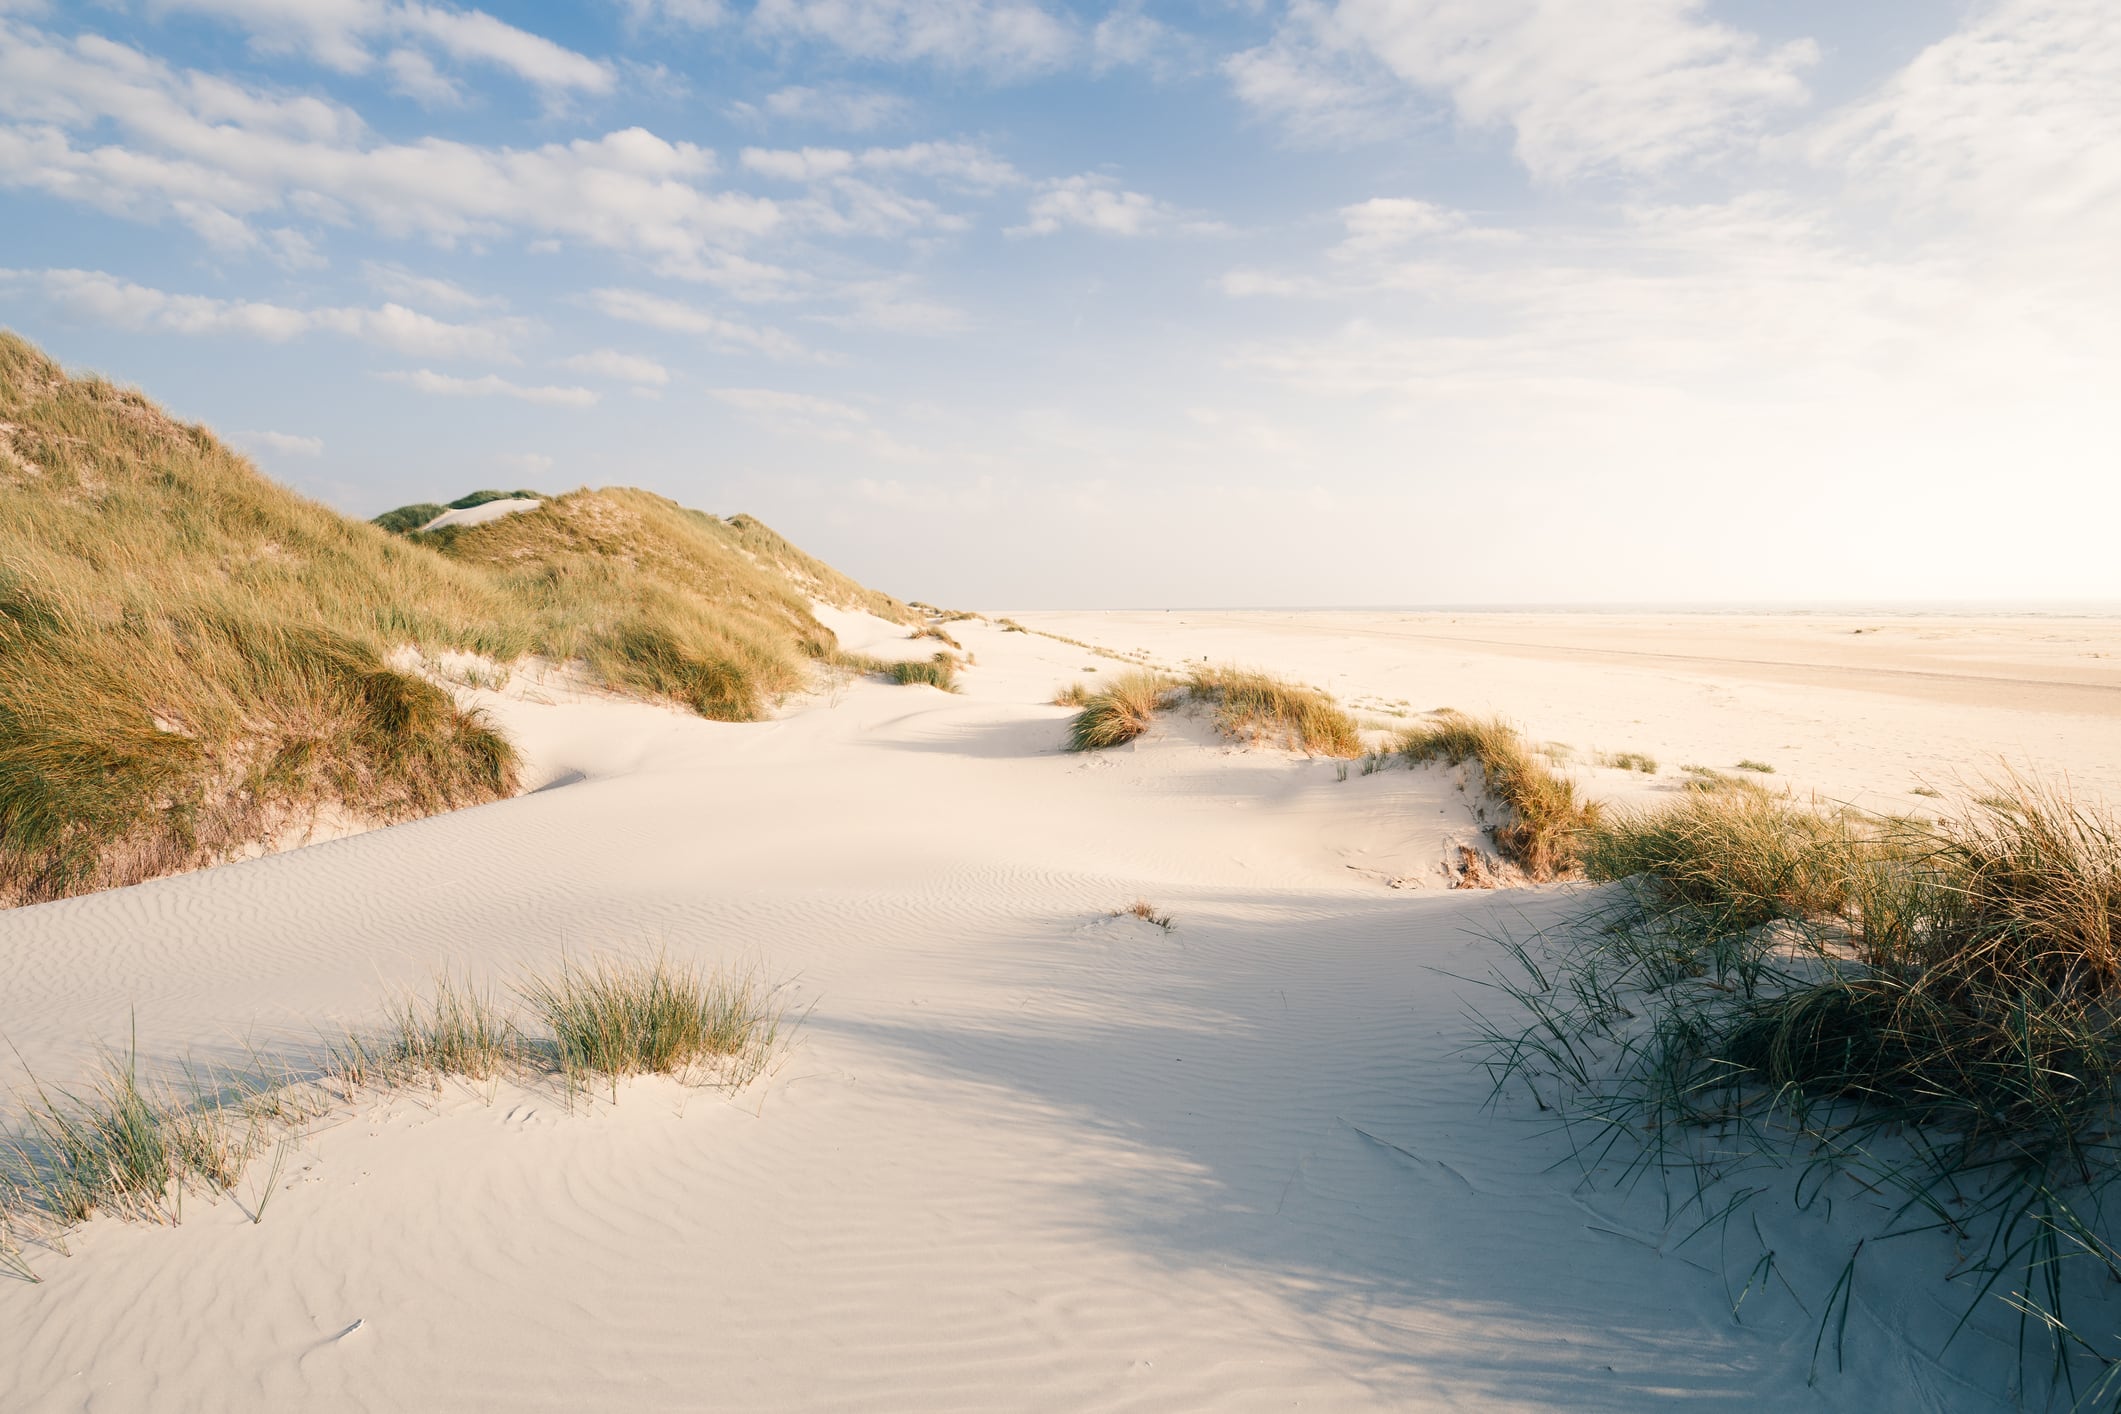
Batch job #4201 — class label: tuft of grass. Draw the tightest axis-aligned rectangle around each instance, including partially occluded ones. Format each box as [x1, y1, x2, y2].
[1186, 665, 1362, 758]
[1, 1032, 264, 1227]
[1580, 786, 1853, 934]
[1599, 750, 1659, 774]
[1052, 681, 1092, 707]
[1067, 670, 1173, 751]
[378, 970, 519, 1084]
[889, 653, 959, 690]
[1483, 773, 2121, 1391]
[0, 332, 913, 904]
[1735, 759, 1776, 774]
[1111, 899, 1173, 930]
[520, 955, 786, 1099]
[1398, 712, 1599, 879]
[911, 625, 962, 649]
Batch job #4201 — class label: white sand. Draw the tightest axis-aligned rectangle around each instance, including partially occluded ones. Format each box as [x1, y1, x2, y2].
[417, 497, 543, 532]
[3, 610, 2116, 1410]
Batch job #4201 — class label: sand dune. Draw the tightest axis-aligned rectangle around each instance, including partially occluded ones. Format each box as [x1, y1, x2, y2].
[2, 611, 2113, 1410]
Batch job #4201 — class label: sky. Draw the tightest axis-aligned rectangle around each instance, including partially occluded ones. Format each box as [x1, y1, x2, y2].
[2, 0, 2117, 607]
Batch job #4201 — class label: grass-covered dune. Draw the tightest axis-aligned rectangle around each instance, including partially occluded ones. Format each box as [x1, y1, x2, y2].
[0, 332, 911, 906]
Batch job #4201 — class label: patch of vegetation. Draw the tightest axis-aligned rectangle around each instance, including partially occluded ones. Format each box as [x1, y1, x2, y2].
[1067, 670, 1174, 751]
[3, 953, 793, 1271]
[1052, 681, 1092, 707]
[912, 624, 962, 649]
[1110, 899, 1173, 930]
[1481, 775, 2121, 1397]
[1397, 712, 1599, 879]
[1735, 758, 1776, 773]
[890, 653, 959, 690]
[0, 332, 911, 903]
[0, 1031, 306, 1232]
[519, 955, 787, 1100]
[1598, 750, 1659, 774]
[1186, 665, 1362, 758]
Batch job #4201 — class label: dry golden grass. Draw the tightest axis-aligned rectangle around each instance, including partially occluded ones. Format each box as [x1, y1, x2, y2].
[0, 331, 909, 903]
[1397, 712, 1599, 879]
[1067, 670, 1173, 750]
[1186, 665, 1362, 757]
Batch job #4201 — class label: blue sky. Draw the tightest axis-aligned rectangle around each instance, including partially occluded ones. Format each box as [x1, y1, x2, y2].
[3, 0, 2116, 606]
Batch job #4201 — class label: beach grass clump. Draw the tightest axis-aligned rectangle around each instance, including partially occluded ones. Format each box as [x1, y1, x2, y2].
[1185, 665, 1362, 758]
[911, 624, 962, 649]
[890, 653, 959, 690]
[1052, 681, 1092, 707]
[1735, 758, 1776, 774]
[1111, 899, 1174, 930]
[0, 331, 913, 904]
[520, 955, 786, 1097]
[377, 970, 519, 1083]
[1581, 786, 1854, 935]
[1398, 712, 1599, 879]
[1067, 670, 1174, 751]
[1599, 751, 1658, 774]
[1481, 773, 2121, 1387]
[1, 1040, 262, 1226]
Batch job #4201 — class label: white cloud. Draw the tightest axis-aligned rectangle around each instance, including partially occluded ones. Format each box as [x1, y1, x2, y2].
[825, 279, 970, 335]
[1010, 174, 1180, 237]
[858, 140, 1019, 190]
[741, 146, 857, 182]
[1812, 0, 2121, 245]
[562, 348, 670, 384]
[613, 0, 726, 27]
[379, 369, 598, 405]
[0, 23, 773, 271]
[6, 267, 525, 359]
[1232, 0, 1816, 178]
[361, 260, 501, 310]
[710, 385, 922, 459]
[738, 84, 910, 132]
[384, 46, 463, 105]
[749, 0, 1075, 76]
[154, 0, 614, 93]
[588, 287, 810, 358]
[238, 429, 325, 456]
[1091, 4, 1175, 72]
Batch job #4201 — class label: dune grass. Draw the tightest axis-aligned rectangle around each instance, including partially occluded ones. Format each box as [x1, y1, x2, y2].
[0, 1032, 298, 1230]
[0, 332, 911, 904]
[1185, 665, 1363, 757]
[1110, 899, 1174, 930]
[890, 653, 960, 690]
[3, 953, 792, 1271]
[1481, 774, 2121, 1393]
[1599, 750, 1659, 774]
[1397, 712, 1599, 879]
[518, 955, 787, 1099]
[1052, 681, 1092, 707]
[1067, 670, 1174, 751]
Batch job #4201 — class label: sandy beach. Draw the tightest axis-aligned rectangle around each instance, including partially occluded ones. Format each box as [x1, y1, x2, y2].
[4, 607, 2115, 1411]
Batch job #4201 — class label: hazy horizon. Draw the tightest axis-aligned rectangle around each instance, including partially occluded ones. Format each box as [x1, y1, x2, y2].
[3, 0, 2116, 607]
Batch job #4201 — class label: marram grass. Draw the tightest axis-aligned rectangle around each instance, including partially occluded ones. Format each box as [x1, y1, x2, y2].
[1397, 712, 1599, 879]
[0, 331, 910, 903]
[1067, 670, 1173, 750]
[1478, 773, 2121, 1401]
[3, 953, 793, 1273]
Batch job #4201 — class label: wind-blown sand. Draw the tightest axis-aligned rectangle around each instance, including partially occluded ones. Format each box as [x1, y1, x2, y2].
[2, 610, 2116, 1411]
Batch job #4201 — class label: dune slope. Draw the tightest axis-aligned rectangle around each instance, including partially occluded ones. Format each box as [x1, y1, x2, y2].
[0, 332, 908, 904]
